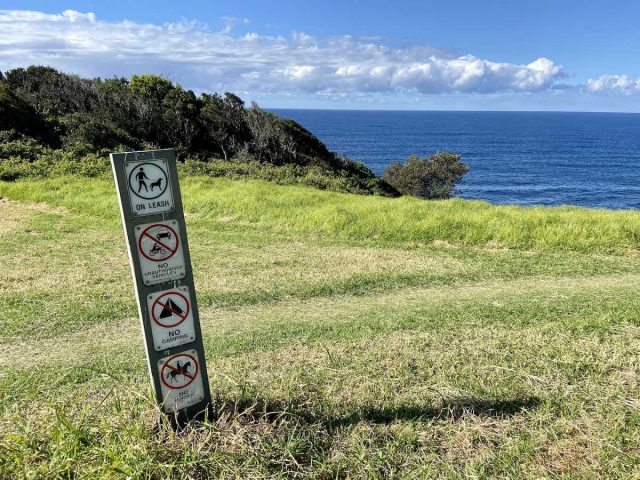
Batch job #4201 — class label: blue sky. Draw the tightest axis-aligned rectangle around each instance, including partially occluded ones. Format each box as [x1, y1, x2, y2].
[2, 0, 640, 111]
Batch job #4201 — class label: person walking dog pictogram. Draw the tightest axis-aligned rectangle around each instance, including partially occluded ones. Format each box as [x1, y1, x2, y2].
[136, 167, 149, 193]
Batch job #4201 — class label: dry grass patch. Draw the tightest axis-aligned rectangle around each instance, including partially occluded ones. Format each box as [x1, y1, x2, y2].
[193, 241, 471, 294]
[0, 198, 67, 237]
[5, 272, 640, 374]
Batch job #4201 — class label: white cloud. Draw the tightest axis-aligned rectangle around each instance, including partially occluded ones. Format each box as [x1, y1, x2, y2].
[586, 74, 640, 94]
[0, 9, 577, 98]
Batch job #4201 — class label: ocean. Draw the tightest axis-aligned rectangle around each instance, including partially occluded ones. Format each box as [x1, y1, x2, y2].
[271, 110, 640, 210]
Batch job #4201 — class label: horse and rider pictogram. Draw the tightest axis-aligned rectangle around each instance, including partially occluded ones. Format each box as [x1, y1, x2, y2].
[165, 360, 193, 383]
[160, 352, 199, 390]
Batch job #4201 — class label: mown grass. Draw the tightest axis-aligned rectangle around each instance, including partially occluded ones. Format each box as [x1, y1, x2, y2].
[1, 175, 640, 478]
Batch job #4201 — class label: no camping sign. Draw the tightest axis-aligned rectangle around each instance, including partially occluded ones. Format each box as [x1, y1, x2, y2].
[147, 287, 196, 351]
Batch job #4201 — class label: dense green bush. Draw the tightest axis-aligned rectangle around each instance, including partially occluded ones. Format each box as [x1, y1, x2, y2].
[0, 66, 360, 170]
[1, 66, 468, 199]
[0, 147, 110, 181]
[0, 83, 48, 141]
[383, 152, 469, 199]
[60, 112, 141, 154]
[182, 159, 390, 195]
[0, 151, 390, 195]
[0, 66, 393, 195]
[0, 136, 49, 161]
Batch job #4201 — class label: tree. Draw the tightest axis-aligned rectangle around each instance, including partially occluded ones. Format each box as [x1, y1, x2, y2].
[93, 77, 141, 136]
[0, 83, 44, 139]
[4, 66, 96, 118]
[128, 74, 176, 141]
[200, 92, 247, 160]
[245, 102, 277, 163]
[383, 152, 469, 199]
[161, 87, 200, 155]
[244, 102, 300, 165]
[60, 112, 139, 153]
[129, 74, 174, 103]
[0, 66, 391, 196]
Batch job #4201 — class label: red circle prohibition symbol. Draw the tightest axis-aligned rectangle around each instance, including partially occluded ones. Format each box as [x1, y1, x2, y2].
[160, 353, 198, 390]
[151, 291, 190, 328]
[138, 223, 179, 262]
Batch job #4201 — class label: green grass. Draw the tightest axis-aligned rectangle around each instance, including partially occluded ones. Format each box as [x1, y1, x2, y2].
[1, 175, 640, 478]
[3, 175, 640, 251]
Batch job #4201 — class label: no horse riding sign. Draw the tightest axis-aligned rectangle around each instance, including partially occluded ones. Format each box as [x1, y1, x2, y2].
[111, 149, 212, 426]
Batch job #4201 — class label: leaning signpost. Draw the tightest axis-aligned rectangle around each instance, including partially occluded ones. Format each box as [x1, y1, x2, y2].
[110, 148, 212, 426]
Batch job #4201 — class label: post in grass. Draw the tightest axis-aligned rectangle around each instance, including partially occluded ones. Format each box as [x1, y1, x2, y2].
[110, 148, 212, 427]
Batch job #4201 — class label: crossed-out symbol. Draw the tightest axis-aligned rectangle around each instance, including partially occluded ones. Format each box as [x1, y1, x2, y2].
[152, 291, 190, 328]
[138, 224, 179, 262]
[160, 353, 198, 390]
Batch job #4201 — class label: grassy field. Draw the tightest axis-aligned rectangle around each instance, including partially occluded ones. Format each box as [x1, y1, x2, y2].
[2, 175, 640, 478]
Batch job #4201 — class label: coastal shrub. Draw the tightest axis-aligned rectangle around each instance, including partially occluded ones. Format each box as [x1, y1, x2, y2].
[1, 66, 370, 173]
[0, 152, 388, 195]
[0, 151, 110, 181]
[181, 158, 389, 195]
[0, 83, 48, 141]
[0, 135, 50, 161]
[383, 152, 469, 199]
[60, 112, 141, 154]
[1, 66, 394, 195]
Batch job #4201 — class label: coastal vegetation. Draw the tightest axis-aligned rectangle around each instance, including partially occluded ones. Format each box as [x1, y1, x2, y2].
[383, 152, 469, 199]
[1, 175, 640, 477]
[0, 66, 472, 199]
[0, 66, 392, 195]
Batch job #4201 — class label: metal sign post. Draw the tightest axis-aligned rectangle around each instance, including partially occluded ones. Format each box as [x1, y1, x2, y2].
[110, 148, 212, 426]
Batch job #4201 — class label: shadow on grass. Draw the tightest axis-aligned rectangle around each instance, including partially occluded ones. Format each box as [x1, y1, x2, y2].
[216, 395, 541, 429]
[154, 396, 542, 473]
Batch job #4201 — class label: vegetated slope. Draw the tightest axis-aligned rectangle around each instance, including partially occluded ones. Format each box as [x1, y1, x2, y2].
[1, 177, 640, 478]
[2, 175, 640, 251]
[0, 66, 390, 194]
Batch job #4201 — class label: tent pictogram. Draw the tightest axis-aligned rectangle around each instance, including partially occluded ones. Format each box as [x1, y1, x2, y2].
[160, 299, 183, 318]
[151, 290, 191, 328]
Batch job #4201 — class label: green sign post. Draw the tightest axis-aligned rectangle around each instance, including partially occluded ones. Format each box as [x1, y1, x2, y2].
[110, 148, 212, 426]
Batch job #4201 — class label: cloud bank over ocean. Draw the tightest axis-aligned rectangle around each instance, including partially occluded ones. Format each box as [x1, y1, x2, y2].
[0, 10, 638, 107]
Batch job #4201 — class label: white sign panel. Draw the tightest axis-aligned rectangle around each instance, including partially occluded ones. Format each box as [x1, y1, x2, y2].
[125, 159, 174, 216]
[147, 286, 196, 351]
[158, 349, 205, 412]
[135, 220, 186, 285]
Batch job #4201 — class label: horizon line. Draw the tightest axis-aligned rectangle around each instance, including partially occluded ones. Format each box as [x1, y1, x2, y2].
[266, 107, 640, 114]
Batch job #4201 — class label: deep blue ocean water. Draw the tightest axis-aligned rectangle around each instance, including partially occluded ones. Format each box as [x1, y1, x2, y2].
[271, 110, 640, 210]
